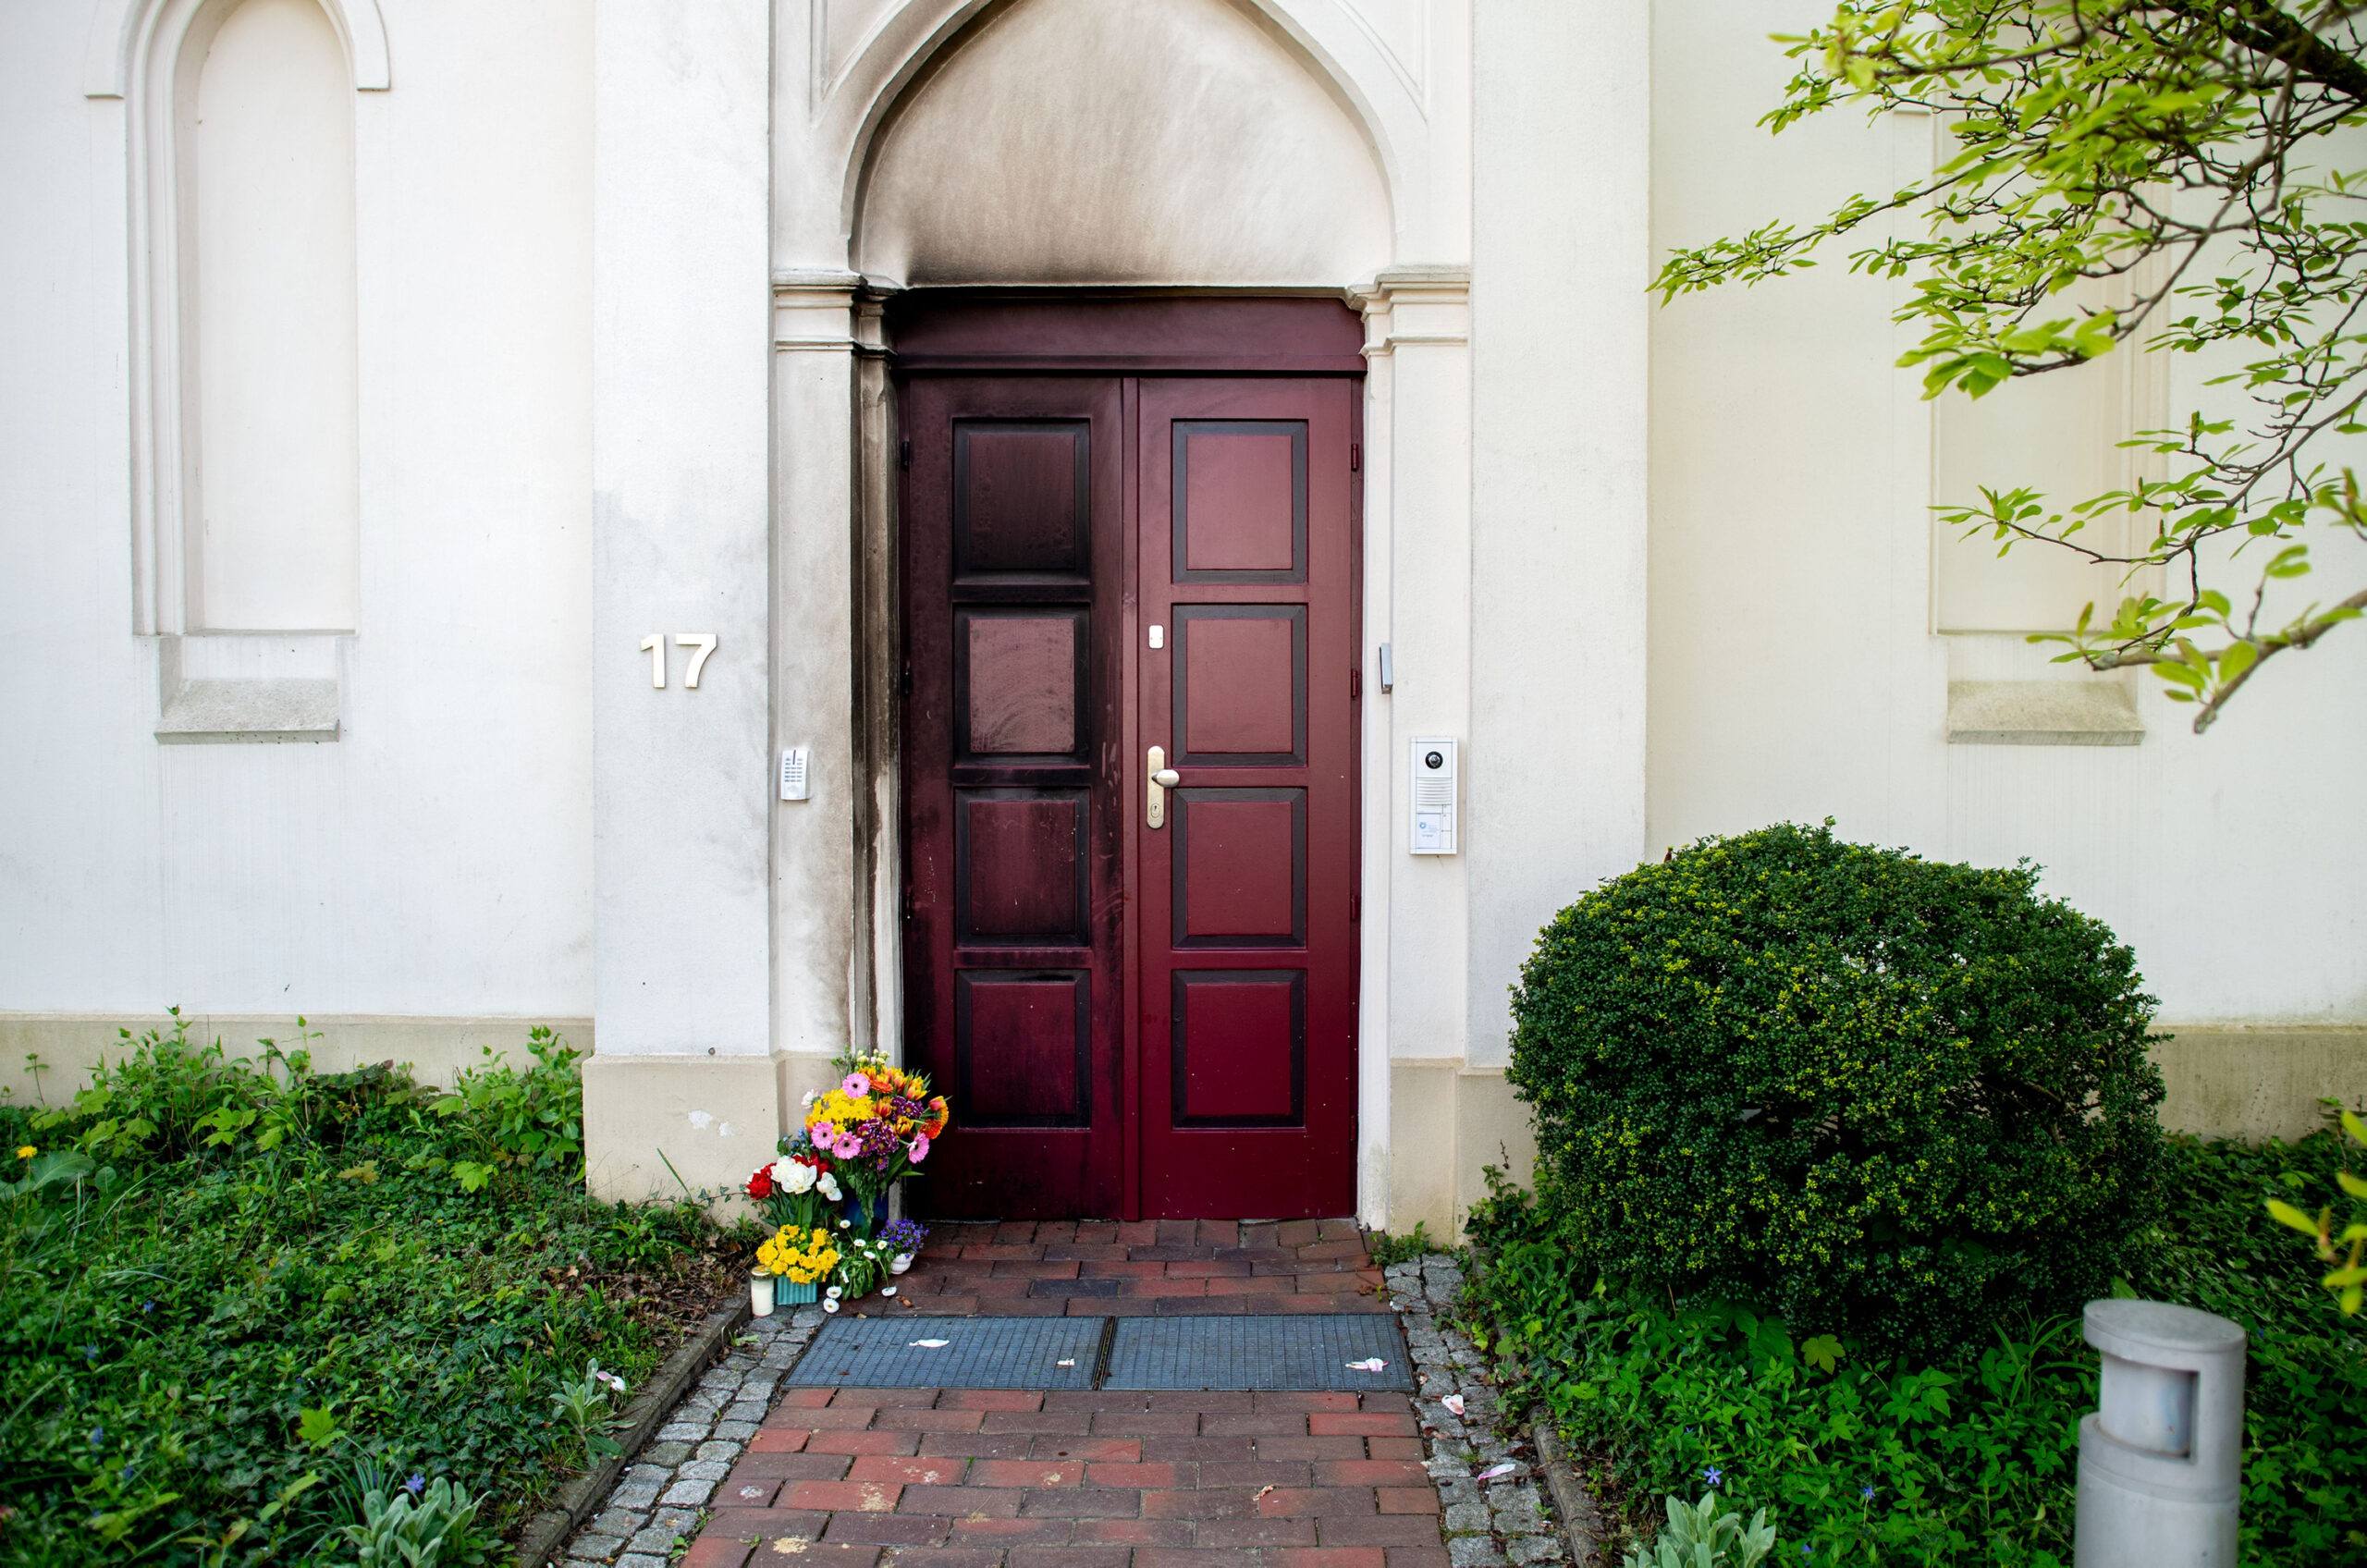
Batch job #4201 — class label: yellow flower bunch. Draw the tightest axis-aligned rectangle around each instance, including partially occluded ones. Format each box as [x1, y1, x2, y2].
[757, 1226, 840, 1284]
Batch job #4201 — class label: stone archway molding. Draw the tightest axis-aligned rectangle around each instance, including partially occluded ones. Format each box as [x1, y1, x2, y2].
[84, 0, 391, 97]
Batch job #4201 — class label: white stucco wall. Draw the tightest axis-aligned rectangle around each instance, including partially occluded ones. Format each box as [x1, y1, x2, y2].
[0, 0, 595, 1021]
[1466, 0, 1650, 1072]
[1648, 0, 2367, 1028]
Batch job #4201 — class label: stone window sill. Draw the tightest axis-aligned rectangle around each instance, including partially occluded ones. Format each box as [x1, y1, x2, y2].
[155, 678, 340, 743]
[1946, 680, 2142, 746]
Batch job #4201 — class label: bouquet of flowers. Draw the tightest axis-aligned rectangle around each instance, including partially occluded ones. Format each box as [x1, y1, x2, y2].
[803, 1050, 950, 1224]
[744, 1150, 841, 1234]
[757, 1227, 840, 1305]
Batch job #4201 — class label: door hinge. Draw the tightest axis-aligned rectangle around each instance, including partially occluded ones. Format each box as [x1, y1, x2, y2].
[900, 438, 912, 470]
[1350, 668, 1361, 699]
[1351, 893, 1361, 923]
[1350, 443, 1361, 472]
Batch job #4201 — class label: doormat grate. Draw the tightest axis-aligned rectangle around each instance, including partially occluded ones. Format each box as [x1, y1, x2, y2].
[1103, 1316, 1415, 1391]
[784, 1316, 1105, 1390]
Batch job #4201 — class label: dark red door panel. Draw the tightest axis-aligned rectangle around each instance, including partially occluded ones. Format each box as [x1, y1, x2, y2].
[901, 377, 1125, 1219]
[1136, 379, 1358, 1219]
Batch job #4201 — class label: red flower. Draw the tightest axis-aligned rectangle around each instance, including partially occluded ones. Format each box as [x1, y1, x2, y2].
[745, 1165, 775, 1198]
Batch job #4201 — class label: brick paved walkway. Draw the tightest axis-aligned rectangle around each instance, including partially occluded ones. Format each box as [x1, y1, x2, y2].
[683, 1385, 1442, 1568]
[651, 1223, 1527, 1568]
[859, 1219, 1387, 1318]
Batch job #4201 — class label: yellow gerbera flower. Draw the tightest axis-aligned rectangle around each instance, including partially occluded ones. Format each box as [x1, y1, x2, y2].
[14, 1145, 31, 1160]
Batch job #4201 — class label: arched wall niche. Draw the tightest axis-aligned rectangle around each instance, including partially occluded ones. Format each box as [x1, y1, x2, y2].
[101, 0, 378, 637]
[86, 0, 389, 96]
[842, 0, 1397, 286]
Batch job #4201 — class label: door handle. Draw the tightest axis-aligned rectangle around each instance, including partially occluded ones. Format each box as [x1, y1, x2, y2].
[1147, 747, 1180, 828]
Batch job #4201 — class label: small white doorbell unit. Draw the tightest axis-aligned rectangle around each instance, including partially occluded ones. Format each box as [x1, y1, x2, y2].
[1409, 737, 1458, 854]
[779, 746, 811, 802]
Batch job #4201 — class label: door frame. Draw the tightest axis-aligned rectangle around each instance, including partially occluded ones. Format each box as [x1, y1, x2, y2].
[865, 291, 1367, 1219]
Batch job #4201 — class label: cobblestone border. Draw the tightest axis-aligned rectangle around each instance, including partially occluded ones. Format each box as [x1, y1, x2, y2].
[534, 1303, 828, 1568]
[1385, 1254, 1569, 1568]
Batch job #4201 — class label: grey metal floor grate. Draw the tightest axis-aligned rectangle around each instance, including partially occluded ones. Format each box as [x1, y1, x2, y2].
[1103, 1315, 1415, 1391]
[785, 1316, 1105, 1390]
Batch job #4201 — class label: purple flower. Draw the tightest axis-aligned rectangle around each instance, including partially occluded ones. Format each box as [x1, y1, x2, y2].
[406, 1473, 426, 1496]
[1702, 1466, 1723, 1486]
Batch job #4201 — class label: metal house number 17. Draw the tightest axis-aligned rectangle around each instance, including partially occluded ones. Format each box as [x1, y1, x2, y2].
[639, 632, 717, 690]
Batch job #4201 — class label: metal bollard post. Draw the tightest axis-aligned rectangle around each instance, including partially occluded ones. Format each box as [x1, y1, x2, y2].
[2075, 1299, 2246, 1566]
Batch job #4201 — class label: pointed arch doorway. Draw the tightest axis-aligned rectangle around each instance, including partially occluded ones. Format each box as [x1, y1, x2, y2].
[892, 295, 1365, 1220]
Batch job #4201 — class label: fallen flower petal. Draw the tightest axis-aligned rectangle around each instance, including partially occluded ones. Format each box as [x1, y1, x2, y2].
[1441, 1394, 1466, 1416]
[1346, 1358, 1388, 1371]
[908, 1339, 950, 1348]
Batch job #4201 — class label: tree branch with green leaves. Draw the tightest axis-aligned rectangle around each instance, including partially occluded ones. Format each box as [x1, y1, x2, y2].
[1661, 0, 2367, 728]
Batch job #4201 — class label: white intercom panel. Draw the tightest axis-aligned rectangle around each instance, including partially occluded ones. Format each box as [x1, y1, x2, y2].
[1409, 737, 1458, 854]
[779, 746, 811, 802]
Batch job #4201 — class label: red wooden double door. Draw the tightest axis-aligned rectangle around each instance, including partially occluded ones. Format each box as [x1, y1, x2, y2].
[899, 329, 1359, 1219]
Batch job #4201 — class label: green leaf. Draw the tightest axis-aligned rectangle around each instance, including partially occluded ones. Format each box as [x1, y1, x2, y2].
[296, 1406, 342, 1448]
[2266, 1198, 2324, 1238]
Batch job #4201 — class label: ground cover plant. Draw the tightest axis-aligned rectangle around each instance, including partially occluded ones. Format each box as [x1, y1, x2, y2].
[0, 1017, 743, 1565]
[1472, 1125, 2367, 1566]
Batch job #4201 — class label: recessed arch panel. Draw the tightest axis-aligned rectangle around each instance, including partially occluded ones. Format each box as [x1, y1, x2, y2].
[852, 0, 1393, 287]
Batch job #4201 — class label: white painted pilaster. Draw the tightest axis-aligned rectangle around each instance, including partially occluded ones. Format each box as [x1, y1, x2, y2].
[770, 273, 865, 1070]
[590, 0, 773, 1062]
[1357, 266, 1473, 1224]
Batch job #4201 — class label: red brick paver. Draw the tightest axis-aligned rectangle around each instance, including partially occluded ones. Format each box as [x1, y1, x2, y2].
[855, 1220, 1389, 1318]
[706, 1389, 1442, 1567]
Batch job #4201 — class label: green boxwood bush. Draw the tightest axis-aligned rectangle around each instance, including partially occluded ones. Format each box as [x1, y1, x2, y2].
[1506, 821, 2166, 1353]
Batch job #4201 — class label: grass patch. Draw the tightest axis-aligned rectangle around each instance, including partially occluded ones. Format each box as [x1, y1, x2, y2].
[1471, 1132, 2367, 1566]
[0, 1020, 747, 1564]
[1366, 1221, 1442, 1268]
